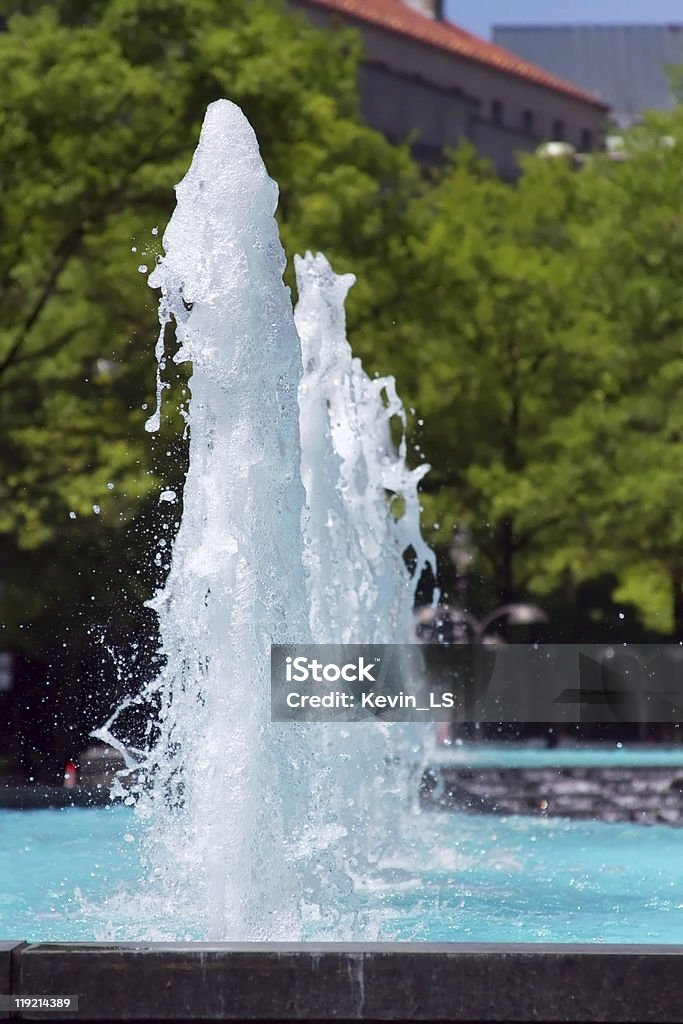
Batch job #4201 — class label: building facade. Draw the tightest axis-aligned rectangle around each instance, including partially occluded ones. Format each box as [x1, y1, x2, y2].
[292, 0, 608, 178]
[493, 25, 683, 128]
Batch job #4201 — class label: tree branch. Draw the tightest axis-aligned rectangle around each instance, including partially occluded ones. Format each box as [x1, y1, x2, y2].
[0, 228, 83, 379]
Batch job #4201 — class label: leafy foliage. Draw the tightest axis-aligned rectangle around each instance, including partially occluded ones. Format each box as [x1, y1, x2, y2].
[390, 114, 683, 636]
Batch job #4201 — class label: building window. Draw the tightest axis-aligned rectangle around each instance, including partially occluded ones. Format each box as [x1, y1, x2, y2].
[491, 99, 504, 126]
[522, 109, 534, 135]
[580, 129, 593, 152]
[552, 118, 565, 141]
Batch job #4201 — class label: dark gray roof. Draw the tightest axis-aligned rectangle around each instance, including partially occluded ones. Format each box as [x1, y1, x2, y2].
[493, 24, 683, 125]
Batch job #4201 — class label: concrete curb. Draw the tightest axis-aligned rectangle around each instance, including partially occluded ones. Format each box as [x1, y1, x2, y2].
[2, 942, 683, 1021]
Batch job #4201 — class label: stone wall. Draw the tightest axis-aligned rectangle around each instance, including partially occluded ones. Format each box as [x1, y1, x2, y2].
[421, 765, 683, 825]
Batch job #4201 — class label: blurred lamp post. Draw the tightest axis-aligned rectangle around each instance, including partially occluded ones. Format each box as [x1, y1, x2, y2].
[468, 602, 548, 643]
[415, 602, 548, 646]
[438, 525, 549, 644]
[419, 535, 548, 745]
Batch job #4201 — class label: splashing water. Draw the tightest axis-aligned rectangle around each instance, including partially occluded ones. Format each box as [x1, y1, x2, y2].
[295, 251, 433, 644]
[293, 252, 435, 936]
[99, 100, 434, 941]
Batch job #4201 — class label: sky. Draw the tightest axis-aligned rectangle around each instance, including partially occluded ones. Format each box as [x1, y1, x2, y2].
[447, 0, 683, 39]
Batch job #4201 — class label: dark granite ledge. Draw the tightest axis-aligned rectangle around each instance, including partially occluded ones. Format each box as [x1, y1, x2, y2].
[3, 942, 683, 1022]
[1, 944, 25, 1021]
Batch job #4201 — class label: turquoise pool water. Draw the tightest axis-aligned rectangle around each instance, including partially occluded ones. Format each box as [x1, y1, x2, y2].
[0, 806, 143, 942]
[2, 745, 683, 943]
[432, 740, 683, 769]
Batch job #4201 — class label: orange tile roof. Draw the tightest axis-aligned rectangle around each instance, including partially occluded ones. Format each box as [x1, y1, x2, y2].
[304, 0, 608, 109]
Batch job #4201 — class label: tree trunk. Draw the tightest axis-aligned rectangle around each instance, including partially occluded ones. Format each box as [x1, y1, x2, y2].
[672, 566, 683, 642]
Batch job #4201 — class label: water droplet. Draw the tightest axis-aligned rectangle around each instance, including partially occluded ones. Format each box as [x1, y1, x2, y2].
[92, 504, 101, 515]
[138, 264, 148, 274]
[151, 226, 159, 235]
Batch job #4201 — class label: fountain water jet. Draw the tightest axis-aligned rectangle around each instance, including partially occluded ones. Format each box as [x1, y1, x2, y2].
[99, 99, 434, 941]
[292, 252, 435, 935]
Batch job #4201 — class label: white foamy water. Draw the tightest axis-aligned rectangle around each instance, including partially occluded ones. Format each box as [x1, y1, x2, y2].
[295, 251, 433, 645]
[98, 100, 434, 941]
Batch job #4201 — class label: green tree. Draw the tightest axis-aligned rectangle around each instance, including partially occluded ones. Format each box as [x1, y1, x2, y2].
[387, 110, 683, 639]
[527, 107, 683, 636]
[375, 146, 604, 612]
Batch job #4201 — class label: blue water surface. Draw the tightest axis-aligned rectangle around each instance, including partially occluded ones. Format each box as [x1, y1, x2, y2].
[1, 805, 144, 942]
[2, 745, 683, 943]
